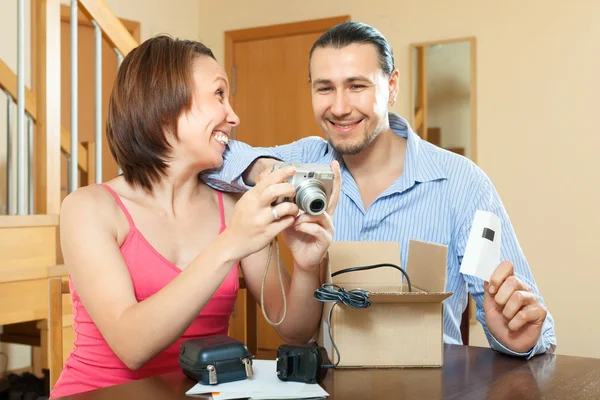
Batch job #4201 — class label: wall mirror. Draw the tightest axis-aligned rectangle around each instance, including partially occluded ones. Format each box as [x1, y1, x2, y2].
[410, 37, 477, 162]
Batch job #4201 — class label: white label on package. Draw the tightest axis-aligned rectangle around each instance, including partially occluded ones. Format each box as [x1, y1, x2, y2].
[459, 210, 501, 282]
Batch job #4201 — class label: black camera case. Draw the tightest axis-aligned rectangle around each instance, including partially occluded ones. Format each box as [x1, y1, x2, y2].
[179, 335, 253, 385]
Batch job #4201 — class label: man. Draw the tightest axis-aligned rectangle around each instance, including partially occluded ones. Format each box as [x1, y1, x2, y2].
[203, 21, 555, 358]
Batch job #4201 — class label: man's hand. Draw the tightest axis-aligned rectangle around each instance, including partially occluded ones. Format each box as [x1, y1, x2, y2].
[242, 158, 282, 186]
[484, 261, 547, 353]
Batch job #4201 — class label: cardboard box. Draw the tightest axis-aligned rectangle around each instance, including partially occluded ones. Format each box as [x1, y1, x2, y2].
[316, 240, 452, 368]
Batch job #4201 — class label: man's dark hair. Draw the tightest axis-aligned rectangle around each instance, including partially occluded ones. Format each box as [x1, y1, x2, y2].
[106, 35, 216, 191]
[308, 21, 394, 80]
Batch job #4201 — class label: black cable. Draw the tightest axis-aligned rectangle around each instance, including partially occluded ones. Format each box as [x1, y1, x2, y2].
[314, 284, 370, 368]
[331, 263, 412, 293]
[314, 263, 411, 368]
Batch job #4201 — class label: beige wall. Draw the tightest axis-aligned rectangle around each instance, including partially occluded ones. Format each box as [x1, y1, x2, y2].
[100, 0, 201, 42]
[198, 0, 600, 358]
[0, 0, 200, 372]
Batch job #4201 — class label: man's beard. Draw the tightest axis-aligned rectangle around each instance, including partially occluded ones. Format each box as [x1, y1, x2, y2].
[327, 118, 384, 156]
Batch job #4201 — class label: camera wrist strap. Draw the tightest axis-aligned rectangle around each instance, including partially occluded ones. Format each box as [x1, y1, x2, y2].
[260, 236, 287, 326]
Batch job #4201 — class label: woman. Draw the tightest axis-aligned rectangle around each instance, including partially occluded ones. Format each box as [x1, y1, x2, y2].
[51, 35, 340, 398]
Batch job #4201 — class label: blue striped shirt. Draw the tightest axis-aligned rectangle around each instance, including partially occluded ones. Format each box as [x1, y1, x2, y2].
[202, 112, 556, 358]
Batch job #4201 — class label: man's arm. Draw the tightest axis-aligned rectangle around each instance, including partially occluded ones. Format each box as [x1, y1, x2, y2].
[456, 169, 556, 359]
[201, 136, 328, 192]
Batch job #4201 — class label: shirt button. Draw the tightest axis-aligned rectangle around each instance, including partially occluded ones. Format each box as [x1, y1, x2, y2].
[362, 233, 369, 241]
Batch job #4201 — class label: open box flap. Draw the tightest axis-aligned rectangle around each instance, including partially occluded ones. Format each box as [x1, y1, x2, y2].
[405, 240, 449, 293]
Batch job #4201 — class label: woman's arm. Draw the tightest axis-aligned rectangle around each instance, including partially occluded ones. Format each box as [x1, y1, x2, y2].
[61, 186, 239, 370]
[241, 245, 326, 344]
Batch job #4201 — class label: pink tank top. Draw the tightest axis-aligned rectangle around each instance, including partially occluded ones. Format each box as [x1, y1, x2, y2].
[50, 184, 239, 398]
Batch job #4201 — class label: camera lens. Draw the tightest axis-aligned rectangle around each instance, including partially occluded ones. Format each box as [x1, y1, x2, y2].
[296, 180, 327, 216]
[309, 199, 325, 214]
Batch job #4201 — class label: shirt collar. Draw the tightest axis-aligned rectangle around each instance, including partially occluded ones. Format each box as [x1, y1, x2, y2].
[389, 112, 447, 189]
[331, 112, 447, 197]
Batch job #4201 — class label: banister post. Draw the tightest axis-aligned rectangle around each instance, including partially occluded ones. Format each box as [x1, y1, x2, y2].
[34, 0, 61, 215]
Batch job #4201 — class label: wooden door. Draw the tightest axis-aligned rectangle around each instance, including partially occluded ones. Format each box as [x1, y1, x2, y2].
[225, 16, 349, 351]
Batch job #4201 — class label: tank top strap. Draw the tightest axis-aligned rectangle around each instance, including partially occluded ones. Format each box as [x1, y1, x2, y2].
[97, 183, 136, 231]
[217, 191, 227, 232]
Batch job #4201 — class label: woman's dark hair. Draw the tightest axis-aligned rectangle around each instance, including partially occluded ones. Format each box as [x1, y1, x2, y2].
[106, 35, 215, 191]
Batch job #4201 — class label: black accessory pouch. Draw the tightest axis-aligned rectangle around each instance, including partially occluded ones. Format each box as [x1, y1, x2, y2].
[179, 335, 253, 385]
[276, 342, 329, 384]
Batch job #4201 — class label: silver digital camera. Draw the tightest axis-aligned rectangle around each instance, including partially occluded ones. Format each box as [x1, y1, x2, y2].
[271, 162, 334, 216]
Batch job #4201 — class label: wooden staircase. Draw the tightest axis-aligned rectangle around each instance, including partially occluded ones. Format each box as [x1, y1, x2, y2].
[0, 0, 137, 379]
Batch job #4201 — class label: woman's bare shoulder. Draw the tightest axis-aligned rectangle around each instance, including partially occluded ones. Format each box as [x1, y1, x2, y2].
[61, 183, 117, 213]
[60, 182, 124, 236]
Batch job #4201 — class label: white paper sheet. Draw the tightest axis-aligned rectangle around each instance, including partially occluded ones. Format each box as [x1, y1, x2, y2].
[185, 359, 328, 400]
[214, 394, 326, 400]
[459, 210, 502, 282]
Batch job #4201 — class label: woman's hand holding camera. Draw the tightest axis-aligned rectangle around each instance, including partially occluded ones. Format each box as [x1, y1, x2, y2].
[224, 165, 300, 260]
[224, 161, 341, 270]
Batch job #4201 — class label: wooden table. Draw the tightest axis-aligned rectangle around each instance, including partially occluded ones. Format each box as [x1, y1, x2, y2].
[53, 344, 600, 399]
